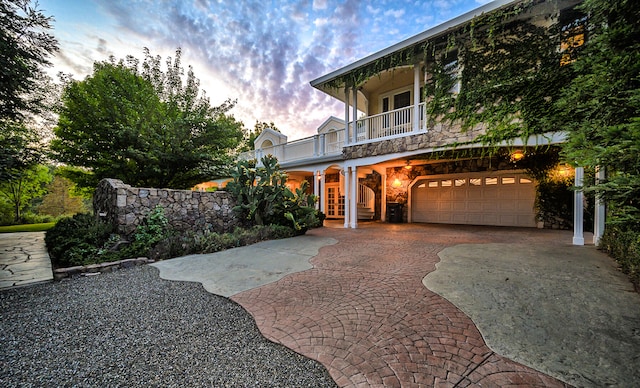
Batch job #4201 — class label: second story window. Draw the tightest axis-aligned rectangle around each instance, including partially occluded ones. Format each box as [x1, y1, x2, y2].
[560, 8, 588, 66]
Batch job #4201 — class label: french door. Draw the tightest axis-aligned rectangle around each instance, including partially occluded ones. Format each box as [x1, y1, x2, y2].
[326, 184, 345, 218]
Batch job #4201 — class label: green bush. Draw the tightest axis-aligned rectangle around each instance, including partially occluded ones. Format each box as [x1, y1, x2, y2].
[46, 207, 299, 267]
[45, 213, 113, 267]
[600, 225, 640, 289]
[147, 224, 297, 261]
[226, 155, 323, 232]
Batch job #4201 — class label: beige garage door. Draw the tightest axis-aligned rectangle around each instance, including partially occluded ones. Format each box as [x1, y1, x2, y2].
[410, 172, 537, 227]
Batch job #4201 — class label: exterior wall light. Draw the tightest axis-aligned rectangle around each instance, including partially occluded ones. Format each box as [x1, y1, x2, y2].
[392, 178, 403, 188]
[510, 149, 525, 162]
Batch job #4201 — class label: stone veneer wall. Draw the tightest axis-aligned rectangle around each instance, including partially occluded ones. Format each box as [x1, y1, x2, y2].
[93, 179, 238, 236]
[343, 122, 485, 159]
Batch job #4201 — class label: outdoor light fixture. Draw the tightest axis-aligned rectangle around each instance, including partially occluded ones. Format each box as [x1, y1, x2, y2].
[392, 178, 403, 188]
[510, 149, 525, 162]
[404, 160, 413, 170]
[557, 164, 571, 176]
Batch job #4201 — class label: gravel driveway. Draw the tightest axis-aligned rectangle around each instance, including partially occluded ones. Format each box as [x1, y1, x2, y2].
[0, 265, 336, 387]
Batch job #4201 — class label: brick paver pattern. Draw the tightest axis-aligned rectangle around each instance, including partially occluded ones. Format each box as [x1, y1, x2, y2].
[232, 224, 572, 387]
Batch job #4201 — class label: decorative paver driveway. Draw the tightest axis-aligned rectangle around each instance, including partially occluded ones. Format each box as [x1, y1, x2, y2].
[232, 224, 575, 387]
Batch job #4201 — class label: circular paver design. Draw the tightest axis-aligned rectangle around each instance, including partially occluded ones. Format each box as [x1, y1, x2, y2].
[232, 224, 572, 387]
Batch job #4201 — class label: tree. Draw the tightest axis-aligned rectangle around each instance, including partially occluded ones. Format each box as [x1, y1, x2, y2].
[556, 0, 640, 226]
[38, 175, 86, 217]
[0, 120, 42, 182]
[51, 50, 244, 189]
[0, 0, 58, 122]
[0, 164, 52, 222]
[239, 121, 281, 152]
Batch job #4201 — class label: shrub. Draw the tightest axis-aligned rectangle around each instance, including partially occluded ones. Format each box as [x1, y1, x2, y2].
[226, 155, 323, 232]
[45, 213, 113, 267]
[600, 225, 640, 289]
[45, 205, 300, 268]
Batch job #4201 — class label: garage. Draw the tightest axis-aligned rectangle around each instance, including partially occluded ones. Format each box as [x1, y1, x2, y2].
[409, 172, 537, 227]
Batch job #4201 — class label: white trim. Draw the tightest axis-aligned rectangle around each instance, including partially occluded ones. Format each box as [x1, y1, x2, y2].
[573, 166, 585, 245]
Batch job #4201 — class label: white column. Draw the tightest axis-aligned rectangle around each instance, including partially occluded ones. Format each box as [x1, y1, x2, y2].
[381, 172, 387, 222]
[352, 86, 358, 144]
[594, 166, 606, 245]
[313, 170, 320, 210]
[350, 165, 358, 228]
[343, 168, 350, 229]
[573, 166, 585, 245]
[413, 64, 420, 133]
[344, 87, 350, 146]
[319, 134, 326, 156]
[320, 171, 326, 214]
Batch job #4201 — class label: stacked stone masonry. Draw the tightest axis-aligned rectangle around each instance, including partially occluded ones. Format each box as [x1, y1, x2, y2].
[343, 122, 485, 159]
[93, 179, 238, 236]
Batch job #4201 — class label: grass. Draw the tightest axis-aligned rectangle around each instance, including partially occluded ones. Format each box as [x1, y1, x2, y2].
[0, 223, 56, 233]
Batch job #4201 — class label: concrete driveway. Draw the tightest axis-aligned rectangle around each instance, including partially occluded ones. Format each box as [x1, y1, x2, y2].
[157, 223, 640, 387]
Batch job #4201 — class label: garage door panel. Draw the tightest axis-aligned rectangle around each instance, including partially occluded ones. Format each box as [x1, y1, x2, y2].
[411, 172, 536, 227]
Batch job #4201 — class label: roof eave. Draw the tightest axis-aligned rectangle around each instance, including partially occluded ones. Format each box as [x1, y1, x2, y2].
[310, 0, 518, 90]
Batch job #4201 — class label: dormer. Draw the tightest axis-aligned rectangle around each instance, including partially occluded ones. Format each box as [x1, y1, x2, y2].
[254, 128, 287, 150]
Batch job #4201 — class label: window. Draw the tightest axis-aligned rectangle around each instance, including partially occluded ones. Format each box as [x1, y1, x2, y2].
[502, 177, 516, 184]
[393, 91, 411, 110]
[428, 181, 438, 188]
[520, 177, 533, 184]
[469, 178, 482, 186]
[441, 179, 452, 187]
[382, 90, 412, 113]
[455, 179, 466, 187]
[485, 177, 498, 185]
[560, 8, 587, 66]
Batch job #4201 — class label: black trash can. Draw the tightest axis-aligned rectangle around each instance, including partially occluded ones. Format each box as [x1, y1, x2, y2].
[387, 202, 403, 223]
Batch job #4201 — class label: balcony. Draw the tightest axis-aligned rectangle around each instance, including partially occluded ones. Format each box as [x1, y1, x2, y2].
[350, 103, 426, 143]
[239, 103, 426, 165]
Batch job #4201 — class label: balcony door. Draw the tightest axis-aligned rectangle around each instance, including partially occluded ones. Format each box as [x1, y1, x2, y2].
[381, 89, 411, 135]
[325, 183, 345, 219]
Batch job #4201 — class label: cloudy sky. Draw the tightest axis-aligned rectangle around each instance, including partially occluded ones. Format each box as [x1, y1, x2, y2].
[39, 0, 492, 140]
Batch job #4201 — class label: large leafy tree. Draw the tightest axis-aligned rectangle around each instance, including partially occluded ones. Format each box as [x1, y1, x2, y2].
[1, 0, 57, 182]
[0, 163, 52, 222]
[51, 50, 244, 189]
[557, 0, 640, 226]
[0, 0, 58, 121]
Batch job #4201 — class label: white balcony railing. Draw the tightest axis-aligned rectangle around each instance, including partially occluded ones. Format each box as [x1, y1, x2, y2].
[239, 103, 427, 165]
[350, 103, 426, 143]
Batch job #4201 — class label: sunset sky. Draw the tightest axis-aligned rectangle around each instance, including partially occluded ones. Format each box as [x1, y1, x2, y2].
[39, 0, 492, 140]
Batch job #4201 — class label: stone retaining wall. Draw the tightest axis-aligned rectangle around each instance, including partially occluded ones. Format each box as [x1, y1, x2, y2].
[93, 179, 238, 236]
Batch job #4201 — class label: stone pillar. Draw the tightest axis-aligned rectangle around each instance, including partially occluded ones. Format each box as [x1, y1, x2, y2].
[593, 166, 606, 245]
[573, 166, 585, 245]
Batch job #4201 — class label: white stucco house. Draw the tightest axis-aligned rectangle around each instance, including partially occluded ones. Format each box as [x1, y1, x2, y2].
[239, 0, 603, 246]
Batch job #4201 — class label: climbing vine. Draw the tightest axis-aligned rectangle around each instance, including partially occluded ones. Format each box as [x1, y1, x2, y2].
[322, 0, 582, 153]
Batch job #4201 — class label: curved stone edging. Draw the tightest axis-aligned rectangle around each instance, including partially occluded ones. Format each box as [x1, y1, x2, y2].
[53, 258, 154, 280]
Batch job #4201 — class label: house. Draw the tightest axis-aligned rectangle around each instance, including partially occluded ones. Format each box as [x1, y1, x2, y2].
[239, 0, 603, 246]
